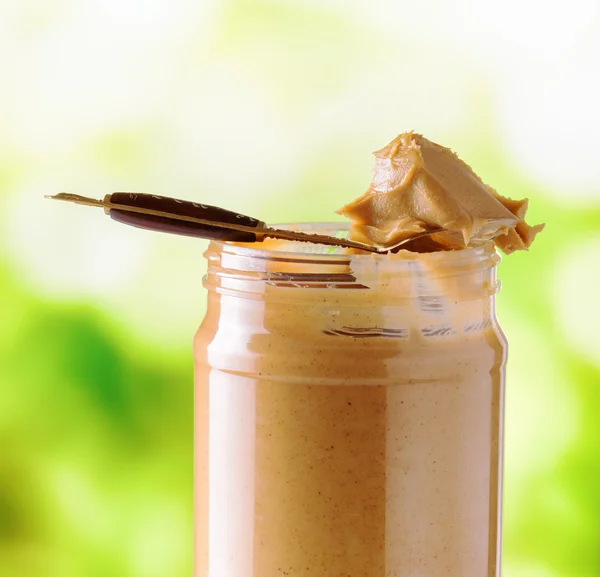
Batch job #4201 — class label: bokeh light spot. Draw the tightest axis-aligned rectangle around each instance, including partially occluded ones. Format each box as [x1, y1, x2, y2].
[553, 236, 600, 365]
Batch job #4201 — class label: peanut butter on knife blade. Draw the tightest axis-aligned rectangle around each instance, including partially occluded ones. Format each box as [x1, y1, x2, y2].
[337, 132, 545, 254]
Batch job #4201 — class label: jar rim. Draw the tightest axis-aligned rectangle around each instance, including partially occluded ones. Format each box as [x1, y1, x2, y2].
[204, 223, 501, 302]
[210, 222, 498, 265]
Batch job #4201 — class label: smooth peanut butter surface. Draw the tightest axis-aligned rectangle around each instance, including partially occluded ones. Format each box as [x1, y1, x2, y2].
[337, 132, 544, 254]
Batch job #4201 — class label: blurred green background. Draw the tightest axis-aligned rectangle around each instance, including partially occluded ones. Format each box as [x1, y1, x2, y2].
[1, 0, 599, 576]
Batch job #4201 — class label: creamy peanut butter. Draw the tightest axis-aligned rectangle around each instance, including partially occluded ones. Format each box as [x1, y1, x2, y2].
[337, 132, 544, 254]
[195, 236, 505, 577]
[193, 134, 540, 576]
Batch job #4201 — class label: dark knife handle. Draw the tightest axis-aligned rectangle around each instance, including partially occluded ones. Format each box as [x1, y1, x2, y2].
[107, 192, 263, 242]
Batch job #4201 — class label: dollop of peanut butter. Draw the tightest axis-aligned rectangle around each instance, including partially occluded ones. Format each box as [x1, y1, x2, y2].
[337, 132, 544, 254]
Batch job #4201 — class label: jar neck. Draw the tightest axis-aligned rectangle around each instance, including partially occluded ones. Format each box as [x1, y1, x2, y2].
[203, 224, 501, 306]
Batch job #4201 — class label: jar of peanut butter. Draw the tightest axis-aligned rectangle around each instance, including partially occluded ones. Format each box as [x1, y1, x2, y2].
[193, 224, 506, 577]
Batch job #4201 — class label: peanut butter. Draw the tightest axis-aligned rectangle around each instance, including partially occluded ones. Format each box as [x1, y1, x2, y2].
[195, 236, 505, 577]
[337, 132, 544, 254]
[193, 133, 542, 576]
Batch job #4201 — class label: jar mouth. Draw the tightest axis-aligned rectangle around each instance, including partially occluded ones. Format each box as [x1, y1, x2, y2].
[212, 222, 497, 266]
[203, 223, 501, 303]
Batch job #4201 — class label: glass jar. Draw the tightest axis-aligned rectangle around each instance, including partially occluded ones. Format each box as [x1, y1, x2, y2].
[193, 224, 506, 577]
